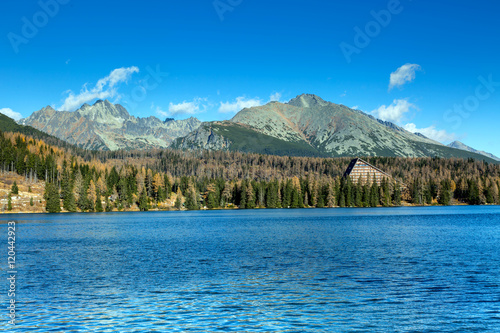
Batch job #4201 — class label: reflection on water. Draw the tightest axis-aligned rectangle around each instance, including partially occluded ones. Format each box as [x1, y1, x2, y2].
[1, 206, 500, 332]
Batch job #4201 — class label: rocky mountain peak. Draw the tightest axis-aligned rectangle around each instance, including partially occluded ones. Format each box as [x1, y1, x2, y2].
[287, 94, 330, 108]
[76, 99, 130, 125]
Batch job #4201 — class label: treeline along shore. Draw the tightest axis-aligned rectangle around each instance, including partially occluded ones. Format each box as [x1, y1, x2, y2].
[1, 129, 499, 213]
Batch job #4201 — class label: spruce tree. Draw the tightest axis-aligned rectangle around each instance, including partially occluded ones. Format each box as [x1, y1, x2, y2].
[316, 194, 325, 208]
[290, 187, 300, 208]
[45, 182, 61, 213]
[246, 182, 256, 209]
[95, 189, 103, 212]
[184, 186, 199, 210]
[239, 181, 247, 209]
[370, 180, 379, 207]
[7, 193, 12, 211]
[11, 181, 19, 195]
[393, 183, 402, 206]
[207, 192, 218, 209]
[138, 189, 149, 211]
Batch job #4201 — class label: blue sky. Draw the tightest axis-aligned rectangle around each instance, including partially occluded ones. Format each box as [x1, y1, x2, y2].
[1, 0, 499, 156]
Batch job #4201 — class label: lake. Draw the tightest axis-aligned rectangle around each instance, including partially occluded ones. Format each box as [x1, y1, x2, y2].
[1, 206, 500, 332]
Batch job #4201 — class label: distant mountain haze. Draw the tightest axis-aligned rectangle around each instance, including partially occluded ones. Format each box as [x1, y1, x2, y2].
[447, 141, 500, 161]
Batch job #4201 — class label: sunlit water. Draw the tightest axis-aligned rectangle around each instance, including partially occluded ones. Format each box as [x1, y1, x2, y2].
[1, 206, 500, 332]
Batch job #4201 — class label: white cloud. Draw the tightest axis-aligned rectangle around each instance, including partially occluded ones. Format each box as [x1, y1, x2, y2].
[371, 99, 416, 123]
[153, 98, 206, 118]
[270, 92, 282, 102]
[0, 108, 23, 121]
[351, 105, 359, 110]
[403, 123, 457, 143]
[389, 63, 421, 90]
[218, 96, 263, 114]
[60, 66, 139, 111]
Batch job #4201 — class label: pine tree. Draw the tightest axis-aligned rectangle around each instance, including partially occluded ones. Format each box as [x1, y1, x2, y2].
[304, 191, 309, 207]
[246, 182, 256, 209]
[207, 192, 218, 209]
[138, 189, 148, 211]
[339, 192, 346, 207]
[95, 189, 103, 212]
[44, 182, 61, 213]
[355, 181, 362, 207]
[290, 187, 300, 208]
[164, 174, 172, 198]
[326, 183, 335, 208]
[265, 181, 278, 208]
[345, 178, 352, 207]
[205, 183, 218, 208]
[370, 180, 379, 207]
[61, 170, 76, 212]
[7, 193, 12, 211]
[11, 181, 19, 195]
[87, 180, 97, 212]
[438, 179, 451, 205]
[184, 185, 199, 210]
[221, 181, 233, 207]
[175, 188, 183, 209]
[382, 178, 391, 207]
[393, 182, 402, 206]
[30, 197, 34, 207]
[316, 194, 325, 208]
[281, 181, 291, 208]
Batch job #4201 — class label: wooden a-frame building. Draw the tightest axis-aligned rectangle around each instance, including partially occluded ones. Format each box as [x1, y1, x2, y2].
[343, 158, 396, 186]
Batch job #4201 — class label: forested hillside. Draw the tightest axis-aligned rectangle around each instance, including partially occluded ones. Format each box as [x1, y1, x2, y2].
[1, 129, 499, 213]
[0, 113, 95, 159]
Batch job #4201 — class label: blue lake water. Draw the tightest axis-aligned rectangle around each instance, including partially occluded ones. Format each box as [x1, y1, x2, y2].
[1, 206, 500, 332]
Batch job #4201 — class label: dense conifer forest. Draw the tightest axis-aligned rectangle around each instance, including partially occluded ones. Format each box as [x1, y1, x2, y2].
[1, 130, 499, 213]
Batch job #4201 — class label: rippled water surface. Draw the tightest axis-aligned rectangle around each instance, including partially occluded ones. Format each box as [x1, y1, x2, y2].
[1, 206, 500, 332]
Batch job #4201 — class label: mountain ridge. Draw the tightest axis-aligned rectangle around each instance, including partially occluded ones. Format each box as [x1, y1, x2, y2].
[447, 140, 499, 161]
[21, 100, 202, 151]
[15, 94, 498, 163]
[172, 94, 498, 163]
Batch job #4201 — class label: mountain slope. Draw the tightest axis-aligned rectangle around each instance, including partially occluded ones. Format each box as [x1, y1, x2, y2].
[172, 94, 498, 163]
[21, 100, 202, 151]
[447, 141, 500, 161]
[170, 121, 325, 157]
[0, 112, 88, 154]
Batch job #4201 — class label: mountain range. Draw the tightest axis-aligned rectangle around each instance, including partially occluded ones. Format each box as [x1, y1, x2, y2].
[12, 94, 499, 163]
[20, 100, 201, 150]
[172, 94, 498, 162]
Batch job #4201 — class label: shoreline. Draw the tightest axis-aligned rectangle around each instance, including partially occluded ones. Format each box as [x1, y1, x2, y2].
[2, 203, 497, 215]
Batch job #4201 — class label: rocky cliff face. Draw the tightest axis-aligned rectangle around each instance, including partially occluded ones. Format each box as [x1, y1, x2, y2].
[171, 122, 232, 151]
[21, 100, 201, 151]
